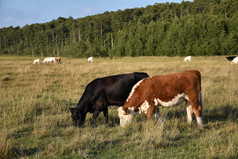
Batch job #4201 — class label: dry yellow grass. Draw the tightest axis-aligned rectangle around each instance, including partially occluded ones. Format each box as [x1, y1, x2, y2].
[0, 56, 237, 158]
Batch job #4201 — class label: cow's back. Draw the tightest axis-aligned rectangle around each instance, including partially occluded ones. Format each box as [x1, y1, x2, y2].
[151, 70, 201, 102]
[105, 73, 148, 105]
[83, 72, 148, 106]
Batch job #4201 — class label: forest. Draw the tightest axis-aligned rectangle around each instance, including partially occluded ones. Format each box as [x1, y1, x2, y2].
[0, 0, 237, 57]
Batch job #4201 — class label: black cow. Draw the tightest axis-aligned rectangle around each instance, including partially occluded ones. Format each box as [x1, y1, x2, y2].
[226, 56, 236, 61]
[69, 72, 149, 127]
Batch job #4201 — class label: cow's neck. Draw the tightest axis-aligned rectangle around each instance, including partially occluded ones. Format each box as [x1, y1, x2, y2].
[75, 96, 91, 113]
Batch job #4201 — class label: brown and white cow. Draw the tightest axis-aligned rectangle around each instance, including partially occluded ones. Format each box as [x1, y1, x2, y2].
[56, 57, 61, 62]
[118, 70, 204, 127]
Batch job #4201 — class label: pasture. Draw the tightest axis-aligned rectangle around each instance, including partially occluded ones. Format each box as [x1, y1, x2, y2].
[0, 56, 237, 158]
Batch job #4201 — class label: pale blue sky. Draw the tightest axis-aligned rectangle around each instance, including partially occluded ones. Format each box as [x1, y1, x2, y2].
[0, 0, 188, 28]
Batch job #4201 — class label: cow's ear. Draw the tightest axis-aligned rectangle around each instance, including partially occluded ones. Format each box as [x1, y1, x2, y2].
[69, 108, 75, 113]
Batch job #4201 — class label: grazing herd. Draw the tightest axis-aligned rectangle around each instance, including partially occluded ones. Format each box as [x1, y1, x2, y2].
[33, 56, 94, 64]
[33, 57, 61, 64]
[30, 55, 236, 128]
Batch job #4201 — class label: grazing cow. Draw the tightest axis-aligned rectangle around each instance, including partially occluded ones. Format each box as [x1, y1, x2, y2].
[231, 57, 238, 64]
[184, 56, 192, 62]
[33, 59, 40, 64]
[43, 57, 56, 63]
[88, 57, 93, 62]
[56, 57, 61, 62]
[118, 70, 204, 127]
[69, 72, 149, 127]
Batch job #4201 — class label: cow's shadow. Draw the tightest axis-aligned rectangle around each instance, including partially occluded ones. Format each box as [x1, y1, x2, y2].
[204, 105, 238, 123]
[108, 115, 121, 127]
[160, 104, 238, 124]
[108, 105, 238, 127]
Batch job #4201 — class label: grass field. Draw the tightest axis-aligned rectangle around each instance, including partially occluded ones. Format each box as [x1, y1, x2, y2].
[0, 56, 237, 159]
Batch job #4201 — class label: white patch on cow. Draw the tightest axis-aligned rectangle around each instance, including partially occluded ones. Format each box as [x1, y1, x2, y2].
[126, 79, 145, 102]
[231, 57, 238, 64]
[139, 100, 150, 113]
[155, 93, 188, 107]
[154, 98, 158, 106]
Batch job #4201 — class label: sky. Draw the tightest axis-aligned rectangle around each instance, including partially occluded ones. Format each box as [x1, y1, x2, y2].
[0, 0, 187, 28]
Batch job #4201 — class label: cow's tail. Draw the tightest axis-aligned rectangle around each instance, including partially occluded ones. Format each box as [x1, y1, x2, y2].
[199, 90, 204, 117]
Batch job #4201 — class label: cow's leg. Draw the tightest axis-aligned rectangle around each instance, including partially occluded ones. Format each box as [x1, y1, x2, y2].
[92, 110, 101, 127]
[103, 107, 109, 124]
[146, 102, 155, 120]
[187, 93, 203, 127]
[186, 102, 193, 125]
[193, 91, 204, 127]
[194, 104, 203, 127]
[91, 97, 108, 127]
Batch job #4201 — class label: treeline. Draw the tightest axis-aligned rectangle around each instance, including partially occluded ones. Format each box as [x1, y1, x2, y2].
[0, 0, 237, 57]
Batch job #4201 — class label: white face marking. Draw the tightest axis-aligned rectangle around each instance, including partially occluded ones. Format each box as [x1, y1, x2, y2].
[118, 100, 151, 127]
[118, 107, 135, 127]
[118, 100, 162, 126]
[126, 79, 145, 102]
[154, 93, 187, 107]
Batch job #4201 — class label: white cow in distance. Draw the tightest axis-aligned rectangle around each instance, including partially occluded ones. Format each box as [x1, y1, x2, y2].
[184, 56, 192, 62]
[43, 57, 56, 63]
[33, 59, 40, 64]
[88, 57, 94, 62]
[231, 57, 238, 64]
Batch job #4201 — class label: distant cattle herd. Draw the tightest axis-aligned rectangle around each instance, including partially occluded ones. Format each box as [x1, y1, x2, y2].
[33, 56, 95, 64]
[33, 57, 61, 64]
[33, 56, 238, 65]
[30, 55, 237, 128]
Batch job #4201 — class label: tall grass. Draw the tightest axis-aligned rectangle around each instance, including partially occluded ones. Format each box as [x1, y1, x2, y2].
[0, 56, 237, 158]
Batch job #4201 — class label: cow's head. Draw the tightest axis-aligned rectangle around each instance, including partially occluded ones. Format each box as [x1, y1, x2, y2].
[117, 107, 135, 127]
[69, 108, 86, 127]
